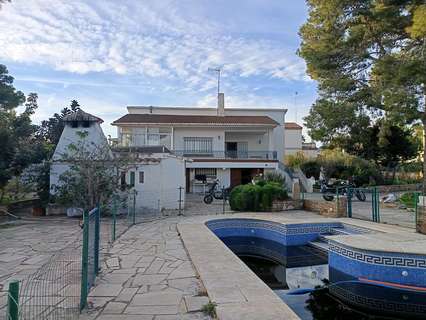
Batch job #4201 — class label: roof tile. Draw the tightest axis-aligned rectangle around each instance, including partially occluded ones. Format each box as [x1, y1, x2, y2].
[112, 114, 279, 126]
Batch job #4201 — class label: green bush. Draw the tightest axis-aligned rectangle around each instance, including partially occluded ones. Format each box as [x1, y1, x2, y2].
[399, 192, 417, 208]
[297, 149, 383, 186]
[300, 160, 321, 179]
[263, 171, 286, 185]
[230, 182, 288, 212]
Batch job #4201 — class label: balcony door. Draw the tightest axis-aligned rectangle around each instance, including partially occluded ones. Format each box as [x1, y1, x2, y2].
[226, 142, 238, 158]
[226, 142, 248, 159]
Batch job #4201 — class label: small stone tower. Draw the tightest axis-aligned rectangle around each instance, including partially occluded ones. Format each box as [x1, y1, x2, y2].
[50, 110, 108, 193]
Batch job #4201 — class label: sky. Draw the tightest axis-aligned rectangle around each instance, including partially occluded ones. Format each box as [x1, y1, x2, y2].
[0, 0, 317, 137]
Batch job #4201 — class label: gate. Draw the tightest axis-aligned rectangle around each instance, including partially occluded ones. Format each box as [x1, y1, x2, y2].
[347, 187, 420, 229]
[347, 187, 380, 222]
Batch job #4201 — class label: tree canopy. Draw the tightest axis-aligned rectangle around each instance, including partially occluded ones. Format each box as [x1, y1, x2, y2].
[0, 65, 47, 199]
[38, 100, 80, 148]
[299, 0, 426, 188]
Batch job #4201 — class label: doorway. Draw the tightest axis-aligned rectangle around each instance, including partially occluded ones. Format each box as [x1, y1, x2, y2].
[230, 168, 264, 187]
[226, 142, 238, 158]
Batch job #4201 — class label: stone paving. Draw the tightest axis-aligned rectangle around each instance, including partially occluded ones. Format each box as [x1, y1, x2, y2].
[81, 219, 211, 320]
[0, 217, 82, 314]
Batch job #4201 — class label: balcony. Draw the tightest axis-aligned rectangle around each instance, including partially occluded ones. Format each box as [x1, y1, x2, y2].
[173, 150, 278, 160]
[117, 133, 172, 148]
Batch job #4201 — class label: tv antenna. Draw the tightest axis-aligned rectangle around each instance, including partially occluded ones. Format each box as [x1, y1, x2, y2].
[294, 91, 299, 123]
[208, 67, 221, 95]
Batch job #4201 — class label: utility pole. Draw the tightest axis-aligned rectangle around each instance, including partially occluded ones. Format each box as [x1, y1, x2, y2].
[294, 91, 299, 123]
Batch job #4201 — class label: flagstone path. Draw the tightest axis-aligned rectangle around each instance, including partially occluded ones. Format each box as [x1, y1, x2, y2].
[81, 219, 211, 320]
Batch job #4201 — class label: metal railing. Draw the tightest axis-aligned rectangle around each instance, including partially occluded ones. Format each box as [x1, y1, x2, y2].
[173, 150, 278, 160]
[116, 133, 172, 148]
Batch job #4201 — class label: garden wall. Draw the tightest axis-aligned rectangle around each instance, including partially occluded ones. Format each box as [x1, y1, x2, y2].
[303, 198, 347, 218]
[270, 199, 303, 212]
[376, 184, 421, 193]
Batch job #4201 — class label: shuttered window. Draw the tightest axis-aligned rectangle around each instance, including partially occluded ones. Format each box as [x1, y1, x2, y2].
[184, 137, 213, 153]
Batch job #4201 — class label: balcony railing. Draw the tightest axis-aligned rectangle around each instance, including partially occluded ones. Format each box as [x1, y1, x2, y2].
[173, 150, 278, 160]
[118, 133, 171, 148]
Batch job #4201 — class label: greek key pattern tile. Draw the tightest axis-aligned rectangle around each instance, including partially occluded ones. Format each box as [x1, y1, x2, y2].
[206, 218, 342, 236]
[329, 241, 426, 269]
[330, 285, 426, 315]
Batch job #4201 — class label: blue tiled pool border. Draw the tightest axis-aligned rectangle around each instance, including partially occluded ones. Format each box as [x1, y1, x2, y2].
[206, 218, 426, 288]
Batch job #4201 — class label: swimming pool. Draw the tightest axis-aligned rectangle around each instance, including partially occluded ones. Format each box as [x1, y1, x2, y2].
[206, 218, 426, 319]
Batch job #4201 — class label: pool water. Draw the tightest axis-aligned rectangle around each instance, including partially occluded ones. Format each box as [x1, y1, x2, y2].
[221, 235, 426, 320]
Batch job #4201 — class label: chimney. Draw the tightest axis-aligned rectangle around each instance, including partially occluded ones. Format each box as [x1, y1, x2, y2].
[218, 93, 225, 116]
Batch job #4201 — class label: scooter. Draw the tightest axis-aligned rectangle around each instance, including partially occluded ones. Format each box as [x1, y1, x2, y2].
[320, 180, 366, 202]
[203, 180, 230, 204]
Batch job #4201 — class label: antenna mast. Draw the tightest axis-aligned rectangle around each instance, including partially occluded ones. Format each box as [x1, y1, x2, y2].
[208, 67, 221, 95]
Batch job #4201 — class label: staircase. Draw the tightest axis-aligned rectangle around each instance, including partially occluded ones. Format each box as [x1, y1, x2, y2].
[277, 162, 295, 191]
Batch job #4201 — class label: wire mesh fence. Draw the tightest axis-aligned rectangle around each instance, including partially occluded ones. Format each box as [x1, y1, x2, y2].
[5, 247, 81, 320]
[302, 185, 422, 229]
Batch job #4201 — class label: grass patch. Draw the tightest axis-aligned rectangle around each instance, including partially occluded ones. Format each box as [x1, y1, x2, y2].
[201, 301, 217, 318]
[398, 192, 417, 209]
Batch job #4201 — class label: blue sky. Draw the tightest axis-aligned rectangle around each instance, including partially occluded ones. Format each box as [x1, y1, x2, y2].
[0, 0, 317, 137]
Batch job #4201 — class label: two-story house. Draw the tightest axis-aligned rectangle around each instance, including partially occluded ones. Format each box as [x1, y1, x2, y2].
[112, 93, 289, 193]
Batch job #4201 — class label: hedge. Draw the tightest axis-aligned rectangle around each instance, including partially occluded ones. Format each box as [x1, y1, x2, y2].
[229, 181, 288, 211]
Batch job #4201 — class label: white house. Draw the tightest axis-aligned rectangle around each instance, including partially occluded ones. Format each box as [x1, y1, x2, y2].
[114, 146, 186, 211]
[284, 122, 319, 158]
[112, 93, 291, 193]
[50, 110, 186, 212]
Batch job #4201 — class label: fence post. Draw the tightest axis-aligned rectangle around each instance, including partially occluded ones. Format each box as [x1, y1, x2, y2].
[80, 210, 89, 311]
[132, 190, 136, 225]
[7, 280, 19, 320]
[94, 206, 100, 276]
[222, 186, 226, 215]
[112, 196, 117, 242]
[371, 188, 375, 222]
[347, 187, 352, 218]
[335, 187, 340, 214]
[376, 188, 380, 223]
[178, 187, 183, 216]
[415, 192, 419, 227]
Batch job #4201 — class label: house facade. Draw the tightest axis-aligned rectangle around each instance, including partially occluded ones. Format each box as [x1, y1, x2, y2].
[50, 110, 186, 212]
[284, 122, 319, 158]
[112, 93, 289, 193]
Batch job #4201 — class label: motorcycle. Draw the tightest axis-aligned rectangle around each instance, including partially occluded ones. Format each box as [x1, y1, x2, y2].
[203, 180, 231, 204]
[320, 180, 366, 202]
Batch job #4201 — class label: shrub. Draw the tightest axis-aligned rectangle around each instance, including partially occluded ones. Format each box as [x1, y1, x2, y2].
[284, 151, 307, 169]
[229, 181, 288, 212]
[300, 160, 321, 179]
[263, 171, 286, 185]
[297, 149, 383, 186]
[399, 192, 416, 208]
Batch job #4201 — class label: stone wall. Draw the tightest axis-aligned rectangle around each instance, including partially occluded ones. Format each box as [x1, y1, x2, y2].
[376, 184, 421, 193]
[303, 198, 347, 218]
[416, 205, 426, 234]
[270, 200, 303, 212]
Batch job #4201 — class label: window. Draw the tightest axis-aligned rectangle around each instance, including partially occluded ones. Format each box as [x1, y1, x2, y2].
[130, 171, 135, 187]
[120, 172, 126, 190]
[82, 121, 90, 128]
[139, 171, 144, 184]
[71, 121, 79, 128]
[195, 168, 217, 180]
[184, 137, 213, 153]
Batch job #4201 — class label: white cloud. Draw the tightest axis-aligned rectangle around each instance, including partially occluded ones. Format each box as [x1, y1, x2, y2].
[0, 0, 309, 92]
